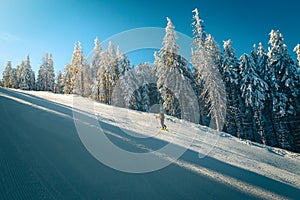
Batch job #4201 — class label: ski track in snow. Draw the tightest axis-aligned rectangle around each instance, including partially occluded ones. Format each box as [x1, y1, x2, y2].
[1, 88, 300, 199]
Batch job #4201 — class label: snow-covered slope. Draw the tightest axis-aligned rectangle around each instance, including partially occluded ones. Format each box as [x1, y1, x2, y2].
[2, 89, 300, 199]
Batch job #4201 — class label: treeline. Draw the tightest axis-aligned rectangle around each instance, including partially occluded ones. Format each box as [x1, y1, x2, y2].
[1, 9, 300, 152]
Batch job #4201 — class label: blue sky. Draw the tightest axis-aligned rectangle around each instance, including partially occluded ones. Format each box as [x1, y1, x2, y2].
[0, 0, 299, 75]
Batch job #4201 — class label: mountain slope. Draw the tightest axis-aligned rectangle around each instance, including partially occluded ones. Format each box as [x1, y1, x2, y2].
[0, 88, 299, 199]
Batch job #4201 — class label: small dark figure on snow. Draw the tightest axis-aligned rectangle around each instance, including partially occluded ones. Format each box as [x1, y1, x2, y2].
[157, 112, 167, 130]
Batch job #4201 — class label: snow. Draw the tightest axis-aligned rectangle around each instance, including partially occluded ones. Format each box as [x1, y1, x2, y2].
[1, 88, 300, 199]
[11, 91, 300, 174]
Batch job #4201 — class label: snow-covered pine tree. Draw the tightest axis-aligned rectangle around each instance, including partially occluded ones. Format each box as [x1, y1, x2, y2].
[192, 9, 226, 131]
[155, 17, 197, 120]
[2, 61, 12, 88]
[47, 53, 55, 92]
[192, 9, 225, 126]
[71, 41, 84, 95]
[55, 70, 64, 94]
[250, 44, 258, 66]
[240, 54, 269, 144]
[82, 58, 91, 97]
[36, 53, 55, 91]
[9, 68, 18, 89]
[116, 46, 131, 76]
[19, 56, 35, 90]
[36, 65, 46, 91]
[204, 34, 225, 131]
[112, 68, 140, 109]
[19, 64, 33, 90]
[222, 40, 243, 137]
[192, 8, 205, 46]
[155, 17, 180, 117]
[135, 62, 159, 112]
[16, 64, 24, 89]
[267, 30, 299, 150]
[90, 37, 103, 100]
[256, 43, 269, 80]
[63, 64, 72, 94]
[91, 37, 102, 79]
[140, 83, 150, 112]
[70, 41, 90, 96]
[108, 42, 120, 101]
[191, 8, 209, 125]
[251, 43, 279, 144]
[97, 41, 119, 104]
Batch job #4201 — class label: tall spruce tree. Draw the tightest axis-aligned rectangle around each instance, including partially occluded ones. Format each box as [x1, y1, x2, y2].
[97, 41, 119, 104]
[47, 54, 55, 92]
[240, 54, 269, 143]
[36, 65, 46, 91]
[91, 37, 103, 100]
[267, 30, 299, 150]
[9, 68, 18, 89]
[19, 56, 35, 90]
[69, 41, 90, 96]
[192, 8, 225, 131]
[63, 64, 72, 94]
[155, 17, 197, 121]
[116, 46, 131, 76]
[36, 53, 55, 91]
[155, 17, 181, 118]
[222, 40, 243, 137]
[91, 37, 102, 79]
[2, 61, 12, 88]
[55, 70, 64, 94]
[191, 8, 209, 125]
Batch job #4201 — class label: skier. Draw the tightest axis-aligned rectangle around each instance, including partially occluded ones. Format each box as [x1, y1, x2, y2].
[156, 112, 167, 130]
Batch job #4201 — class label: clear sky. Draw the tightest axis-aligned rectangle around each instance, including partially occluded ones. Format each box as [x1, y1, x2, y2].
[0, 0, 299, 75]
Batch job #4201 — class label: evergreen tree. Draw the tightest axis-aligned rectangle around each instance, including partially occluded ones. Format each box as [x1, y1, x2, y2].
[36, 65, 46, 91]
[91, 37, 102, 79]
[19, 56, 35, 90]
[90, 37, 103, 100]
[2, 61, 12, 88]
[36, 53, 55, 91]
[191, 8, 209, 125]
[155, 17, 197, 121]
[116, 46, 131, 76]
[267, 30, 299, 150]
[240, 54, 269, 143]
[69, 41, 90, 96]
[47, 53, 55, 92]
[71, 41, 84, 95]
[55, 70, 64, 94]
[222, 40, 243, 137]
[155, 17, 181, 118]
[82, 59, 91, 97]
[97, 41, 119, 104]
[16, 64, 24, 89]
[192, 8, 205, 46]
[136, 63, 159, 112]
[63, 64, 72, 94]
[192, 8, 225, 131]
[112, 68, 139, 109]
[9, 68, 18, 89]
[256, 43, 269, 80]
